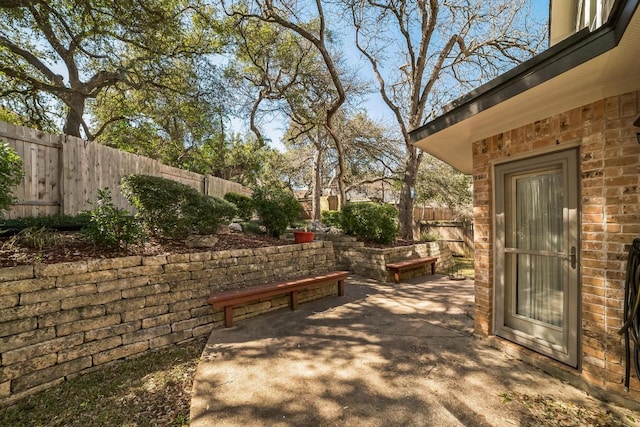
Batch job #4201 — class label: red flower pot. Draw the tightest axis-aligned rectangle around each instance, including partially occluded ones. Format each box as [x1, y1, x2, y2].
[293, 231, 315, 243]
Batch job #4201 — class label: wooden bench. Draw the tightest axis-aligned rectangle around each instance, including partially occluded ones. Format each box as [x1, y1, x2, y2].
[207, 271, 349, 328]
[386, 257, 438, 283]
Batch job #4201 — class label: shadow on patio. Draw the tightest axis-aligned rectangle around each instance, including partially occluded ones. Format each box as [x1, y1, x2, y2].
[190, 275, 636, 426]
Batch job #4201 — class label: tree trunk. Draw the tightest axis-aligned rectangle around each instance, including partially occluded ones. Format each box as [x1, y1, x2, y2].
[398, 148, 420, 240]
[62, 95, 85, 138]
[311, 133, 323, 221]
[335, 141, 346, 210]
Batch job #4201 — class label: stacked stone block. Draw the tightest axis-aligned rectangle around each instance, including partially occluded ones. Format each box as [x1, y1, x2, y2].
[335, 241, 453, 282]
[0, 241, 336, 406]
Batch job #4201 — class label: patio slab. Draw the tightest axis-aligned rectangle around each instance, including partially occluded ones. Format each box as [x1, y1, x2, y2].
[190, 275, 639, 426]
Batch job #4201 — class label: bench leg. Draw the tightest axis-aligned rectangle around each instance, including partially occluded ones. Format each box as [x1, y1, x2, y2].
[224, 306, 234, 328]
[431, 262, 436, 275]
[338, 279, 345, 296]
[393, 271, 400, 283]
[290, 291, 299, 310]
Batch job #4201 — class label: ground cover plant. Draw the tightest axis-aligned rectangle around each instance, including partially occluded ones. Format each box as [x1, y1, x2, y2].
[0, 214, 90, 234]
[451, 256, 475, 279]
[0, 227, 287, 268]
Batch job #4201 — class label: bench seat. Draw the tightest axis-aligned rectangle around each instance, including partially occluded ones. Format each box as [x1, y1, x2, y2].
[207, 271, 349, 327]
[386, 256, 438, 283]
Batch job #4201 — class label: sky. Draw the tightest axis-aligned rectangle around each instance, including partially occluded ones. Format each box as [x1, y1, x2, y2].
[252, 0, 550, 152]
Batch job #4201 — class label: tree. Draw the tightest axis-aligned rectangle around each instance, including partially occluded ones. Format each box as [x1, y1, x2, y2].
[222, 0, 350, 207]
[338, 112, 402, 198]
[223, 16, 319, 145]
[346, 0, 545, 239]
[416, 156, 472, 220]
[0, 0, 218, 138]
[92, 56, 230, 171]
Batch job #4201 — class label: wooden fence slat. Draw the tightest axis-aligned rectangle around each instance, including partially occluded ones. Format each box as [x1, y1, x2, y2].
[3, 121, 251, 218]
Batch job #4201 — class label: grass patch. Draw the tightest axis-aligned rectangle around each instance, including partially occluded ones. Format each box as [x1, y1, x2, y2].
[452, 257, 474, 279]
[0, 337, 207, 427]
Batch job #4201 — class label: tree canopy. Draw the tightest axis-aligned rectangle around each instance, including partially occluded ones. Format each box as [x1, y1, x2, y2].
[1, 0, 548, 234]
[0, 0, 219, 138]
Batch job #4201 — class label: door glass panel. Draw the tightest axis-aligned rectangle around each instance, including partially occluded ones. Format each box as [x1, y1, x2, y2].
[512, 171, 564, 327]
[516, 254, 563, 326]
[508, 171, 564, 251]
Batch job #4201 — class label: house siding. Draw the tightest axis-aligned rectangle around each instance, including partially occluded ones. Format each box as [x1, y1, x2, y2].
[472, 90, 640, 397]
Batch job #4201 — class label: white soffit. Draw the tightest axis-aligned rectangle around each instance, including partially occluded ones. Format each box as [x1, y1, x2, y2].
[414, 11, 640, 174]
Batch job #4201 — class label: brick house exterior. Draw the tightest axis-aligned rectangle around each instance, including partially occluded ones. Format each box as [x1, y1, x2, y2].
[473, 92, 640, 397]
[411, 0, 640, 404]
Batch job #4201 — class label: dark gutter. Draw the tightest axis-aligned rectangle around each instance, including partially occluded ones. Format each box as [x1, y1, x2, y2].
[410, 0, 640, 143]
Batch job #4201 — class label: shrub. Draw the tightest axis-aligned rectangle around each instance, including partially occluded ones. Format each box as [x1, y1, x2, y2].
[224, 192, 254, 221]
[321, 210, 342, 228]
[121, 175, 236, 238]
[340, 202, 399, 244]
[0, 142, 23, 217]
[82, 188, 143, 248]
[251, 186, 300, 238]
[193, 196, 238, 235]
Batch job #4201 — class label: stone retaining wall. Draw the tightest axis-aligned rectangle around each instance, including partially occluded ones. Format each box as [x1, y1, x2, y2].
[322, 236, 454, 282]
[0, 241, 336, 406]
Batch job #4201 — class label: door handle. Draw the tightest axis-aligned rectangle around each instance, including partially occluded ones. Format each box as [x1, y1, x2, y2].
[570, 246, 577, 269]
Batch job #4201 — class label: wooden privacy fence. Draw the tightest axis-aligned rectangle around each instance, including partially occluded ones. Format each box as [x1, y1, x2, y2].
[413, 205, 455, 221]
[1, 121, 251, 219]
[419, 220, 474, 257]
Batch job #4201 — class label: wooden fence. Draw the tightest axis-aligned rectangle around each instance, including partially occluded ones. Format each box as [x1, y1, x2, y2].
[413, 205, 456, 221]
[418, 221, 474, 257]
[1, 121, 251, 219]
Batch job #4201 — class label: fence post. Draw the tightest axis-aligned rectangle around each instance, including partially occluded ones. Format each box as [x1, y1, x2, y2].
[58, 135, 65, 215]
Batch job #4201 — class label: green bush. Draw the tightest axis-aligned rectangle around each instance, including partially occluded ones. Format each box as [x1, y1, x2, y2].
[82, 188, 143, 248]
[340, 202, 399, 244]
[224, 192, 254, 221]
[321, 210, 342, 228]
[0, 142, 23, 217]
[121, 175, 236, 238]
[251, 186, 300, 238]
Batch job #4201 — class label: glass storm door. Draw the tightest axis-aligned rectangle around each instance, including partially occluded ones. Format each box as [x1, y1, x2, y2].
[494, 150, 579, 367]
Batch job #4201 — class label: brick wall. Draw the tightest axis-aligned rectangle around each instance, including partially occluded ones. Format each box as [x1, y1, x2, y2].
[0, 241, 337, 406]
[472, 90, 640, 397]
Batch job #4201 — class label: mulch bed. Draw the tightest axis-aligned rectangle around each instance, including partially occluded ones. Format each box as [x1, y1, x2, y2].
[0, 231, 289, 268]
[0, 228, 424, 268]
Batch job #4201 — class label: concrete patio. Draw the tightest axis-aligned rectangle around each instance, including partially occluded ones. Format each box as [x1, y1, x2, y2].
[190, 274, 639, 426]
